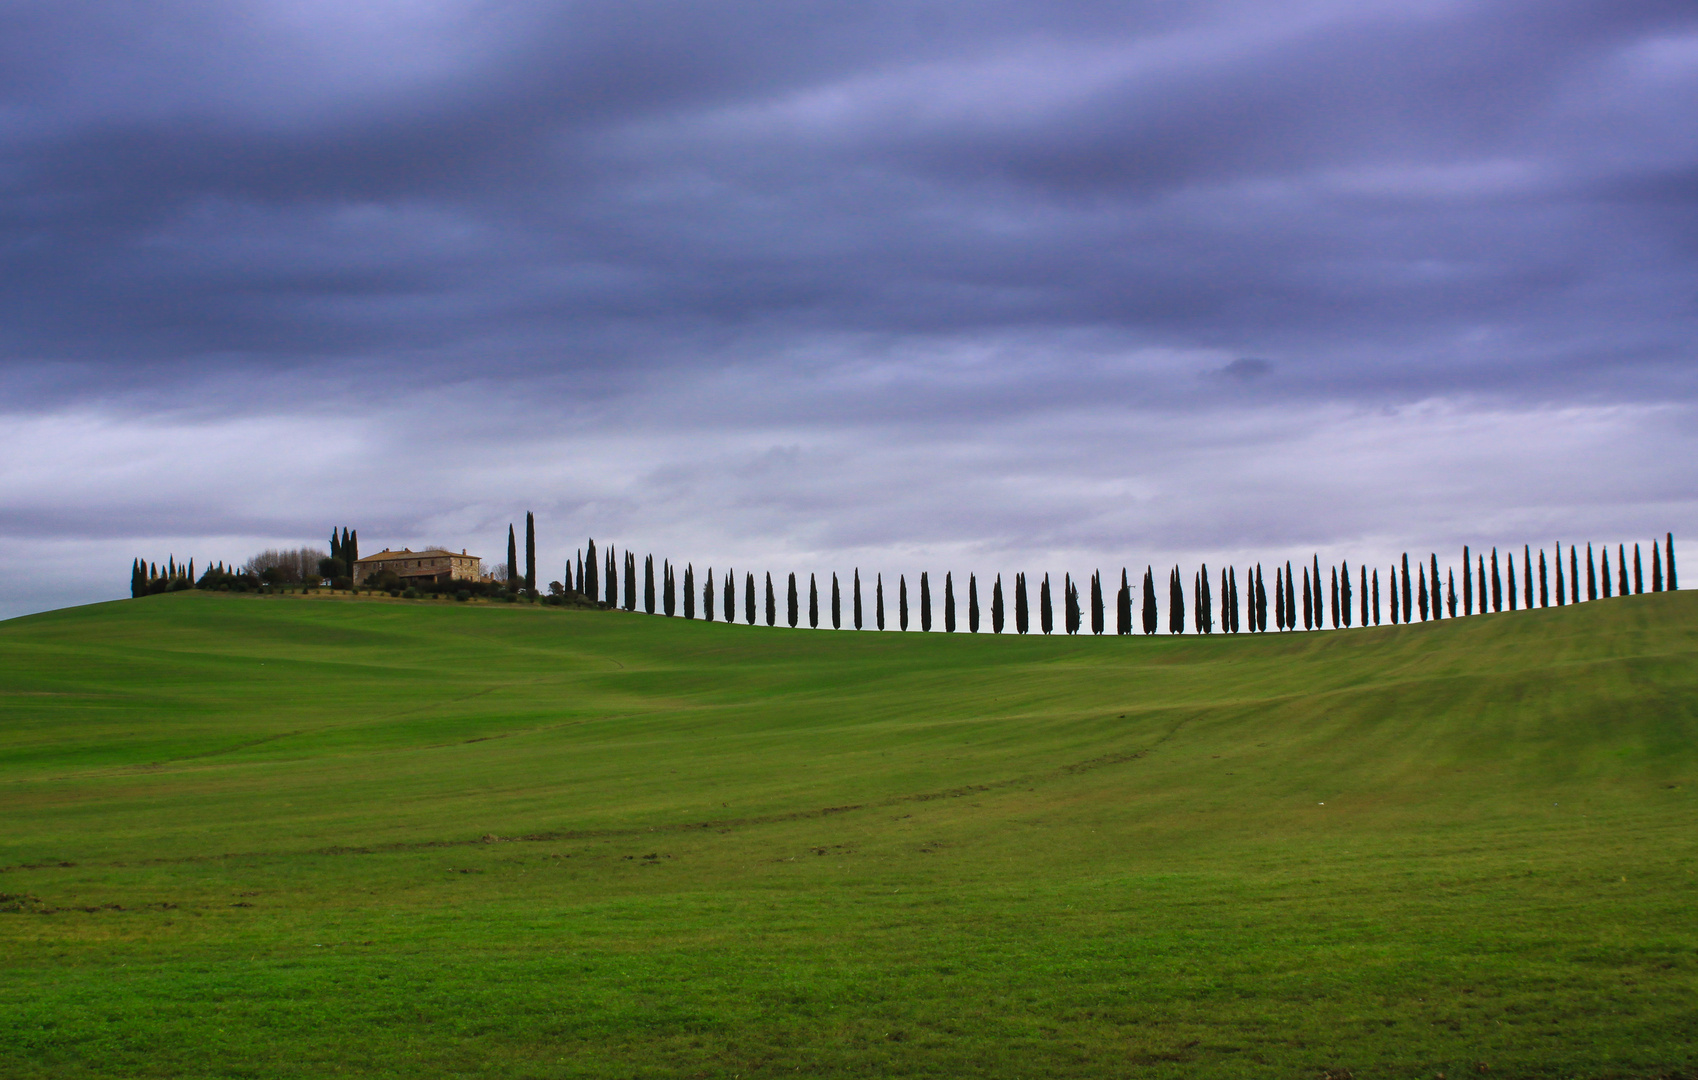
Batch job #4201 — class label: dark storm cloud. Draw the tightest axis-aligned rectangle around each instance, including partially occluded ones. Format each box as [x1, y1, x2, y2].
[2, 0, 1694, 404]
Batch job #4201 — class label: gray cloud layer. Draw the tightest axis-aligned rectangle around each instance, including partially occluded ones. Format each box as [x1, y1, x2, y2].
[2, 1, 1694, 616]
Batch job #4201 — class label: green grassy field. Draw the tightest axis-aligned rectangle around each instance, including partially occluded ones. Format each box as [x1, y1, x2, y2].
[1, 590, 1695, 1079]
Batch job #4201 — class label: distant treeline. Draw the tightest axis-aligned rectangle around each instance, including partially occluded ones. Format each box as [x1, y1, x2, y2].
[551, 534, 1679, 634]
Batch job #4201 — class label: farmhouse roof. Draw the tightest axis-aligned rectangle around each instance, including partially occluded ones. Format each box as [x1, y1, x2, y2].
[355, 548, 478, 563]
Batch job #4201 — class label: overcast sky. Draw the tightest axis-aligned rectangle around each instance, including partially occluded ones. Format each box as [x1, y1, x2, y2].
[3, 0, 1694, 619]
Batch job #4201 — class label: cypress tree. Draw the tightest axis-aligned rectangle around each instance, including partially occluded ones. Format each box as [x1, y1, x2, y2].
[1016, 573, 1030, 635]
[1669, 533, 1678, 590]
[854, 569, 863, 630]
[1601, 546, 1612, 598]
[944, 572, 956, 633]
[899, 575, 909, 631]
[348, 530, 359, 569]
[1618, 544, 1629, 596]
[684, 565, 695, 618]
[1507, 556, 1517, 611]
[1462, 546, 1473, 614]
[507, 526, 518, 588]
[625, 552, 637, 610]
[585, 539, 598, 600]
[1523, 546, 1533, 609]
[608, 550, 619, 607]
[644, 556, 656, 614]
[1259, 565, 1271, 632]
[727, 570, 738, 623]
[1340, 562, 1353, 627]
[1554, 544, 1565, 606]
[1372, 568, 1381, 625]
[1652, 541, 1664, 592]
[766, 572, 777, 627]
[1284, 562, 1296, 630]
[1446, 569, 1457, 616]
[565, 556, 575, 594]
[1360, 565, 1368, 627]
[1117, 569, 1131, 635]
[1491, 548, 1502, 612]
[808, 573, 818, 628]
[992, 573, 1005, 634]
[1168, 567, 1183, 635]
[832, 572, 841, 629]
[788, 572, 799, 628]
[1331, 567, 1340, 628]
[1091, 572, 1104, 635]
[920, 572, 931, 632]
[1143, 567, 1158, 635]
[664, 561, 676, 616]
[1633, 544, 1643, 594]
[876, 573, 885, 630]
[1476, 554, 1486, 613]
[524, 512, 536, 595]
[1041, 573, 1054, 635]
[703, 567, 713, 621]
[1302, 567, 1313, 630]
[1274, 566, 1285, 630]
[1311, 556, 1323, 627]
[968, 573, 979, 633]
[1418, 565, 1429, 621]
[1228, 567, 1240, 633]
[1200, 568, 1214, 634]
[1570, 544, 1580, 603]
[1400, 554, 1412, 623]
[743, 571, 755, 624]
[1538, 549, 1548, 607]
[1430, 554, 1440, 618]
[1067, 574, 1080, 635]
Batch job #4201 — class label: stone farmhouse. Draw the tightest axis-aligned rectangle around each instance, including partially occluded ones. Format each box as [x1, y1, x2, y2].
[353, 548, 483, 585]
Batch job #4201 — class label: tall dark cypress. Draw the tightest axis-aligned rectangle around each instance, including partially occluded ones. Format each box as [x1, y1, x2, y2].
[727, 570, 737, 623]
[832, 572, 841, 629]
[1538, 549, 1548, 607]
[808, 573, 818, 628]
[1258, 565, 1270, 632]
[1143, 567, 1158, 635]
[1360, 565, 1368, 627]
[1275, 566, 1285, 630]
[1117, 569, 1131, 635]
[1430, 554, 1440, 619]
[1331, 567, 1340, 628]
[968, 573, 980, 633]
[1228, 567, 1240, 633]
[919, 572, 931, 632]
[1507, 556, 1517, 611]
[585, 539, 598, 600]
[608, 550, 619, 607]
[1091, 572, 1104, 635]
[992, 574, 1005, 634]
[1284, 562, 1296, 630]
[1618, 544, 1629, 596]
[663, 561, 675, 616]
[1340, 562, 1353, 627]
[1601, 546, 1612, 598]
[876, 573, 885, 630]
[1311, 556, 1323, 627]
[1302, 567, 1313, 630]
[1462, 546, 1472, 615]
[644, 556, 656, 614]
[766, 572, 777, 626]
[1418, 565, 1429, 621]
[1016, 573, 1030, 635]
[625, 551, 637, 610]
[507, 525, 519, 588]
[1168, 567, 1184, 635]
[1372, 568, 1381, 626]
[1554, 544, 1565, 606]
[524, 512, 537, 595]
[683, 564, 694, 618]
[1490, 548, 1502, 612]
[899, 575, 909, 631]
[1668, 533, 1678, 590]
[944, 572, 956, 633]
[1570, 544, 1580, 603]
[703, 567, 713, 621]
[854, 569, 863, 630]
[745, 571, 756, 624]
[1447, 569, 1457, 617]
[788, 572, 799, 628]
[565, 554, 574, 594]
[1633, 544, 1643, 594]
[1040, 573, 1054, 635]
[1400, 554, 1412, 623]
[1066, 574, 1080, 635]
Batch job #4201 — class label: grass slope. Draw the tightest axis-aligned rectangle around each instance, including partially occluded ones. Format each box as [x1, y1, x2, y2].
[1, 590, 1695, 1079]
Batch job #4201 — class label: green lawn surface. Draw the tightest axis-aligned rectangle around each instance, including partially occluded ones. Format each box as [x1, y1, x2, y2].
[1, 589, 1695, 1078]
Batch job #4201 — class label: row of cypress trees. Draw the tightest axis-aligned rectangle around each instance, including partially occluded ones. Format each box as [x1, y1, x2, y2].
[557, 534, 1677, 633]
[130, 556, 196, 596]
